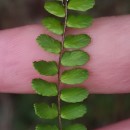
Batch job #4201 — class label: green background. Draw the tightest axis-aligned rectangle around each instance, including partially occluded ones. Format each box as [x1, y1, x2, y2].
[0, 0, 130, 130]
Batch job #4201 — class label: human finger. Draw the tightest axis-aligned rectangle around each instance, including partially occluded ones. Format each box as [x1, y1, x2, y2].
[0, 15, 130, 93]
[95, 119, 130, 130]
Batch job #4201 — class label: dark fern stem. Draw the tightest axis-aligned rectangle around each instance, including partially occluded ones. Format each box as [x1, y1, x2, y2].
[32, 0, 95, 130]
[57, 0, 68, 130]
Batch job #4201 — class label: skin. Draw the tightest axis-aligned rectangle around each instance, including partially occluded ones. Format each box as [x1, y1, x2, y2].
[0, 15, 130, 129]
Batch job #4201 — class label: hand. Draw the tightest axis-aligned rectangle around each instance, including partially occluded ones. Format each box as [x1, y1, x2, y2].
[0, 15, 130, 129]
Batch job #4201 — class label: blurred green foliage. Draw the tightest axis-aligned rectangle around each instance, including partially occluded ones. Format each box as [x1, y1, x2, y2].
[0, 0, 130, 130]
[10, 94, 130, 130]
[0, 0, 130, 29]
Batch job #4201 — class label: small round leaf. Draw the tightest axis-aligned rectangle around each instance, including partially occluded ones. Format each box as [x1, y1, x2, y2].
[61, 50, 90, 66]
[67, 14, 93, 28]
[36, 125, 58, 130]
[34, 103, 58, 119]
[36, 34, 61, 54]
[61, 87, 89, 103]
[64, 34, 91, 49]
[61, 103, 87, 120]
[44, 1, 65, 17]
[42, 17, 64, 35]
[61, 68, 89, 85]
[68, 0, 95, 11]
[33, 61, 58, 76]
[63, 124, 87, 130]
[32, 78, 58, 96]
